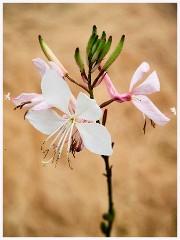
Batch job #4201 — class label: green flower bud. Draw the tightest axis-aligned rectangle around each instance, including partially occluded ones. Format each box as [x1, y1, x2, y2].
[74, 48, 85, 73]
[92, 25, 97, 35]
[96, 36, 112, 64]
[91, 39, 106, 63]
[101, 31, 106, 41]
[91, 38, 100, 56]
[86, 33, 98, 59]
[38, 35, 68, 75]
[102, 34, 125, 71]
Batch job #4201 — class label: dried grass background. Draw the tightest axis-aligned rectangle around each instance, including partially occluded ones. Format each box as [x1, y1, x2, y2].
[3, 3, 177, 237]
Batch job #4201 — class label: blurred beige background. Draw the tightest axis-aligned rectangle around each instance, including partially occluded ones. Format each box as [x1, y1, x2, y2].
[3, 3, 177, 237]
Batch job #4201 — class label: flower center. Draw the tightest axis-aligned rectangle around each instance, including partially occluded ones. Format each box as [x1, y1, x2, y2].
[70, 117, 76, 123]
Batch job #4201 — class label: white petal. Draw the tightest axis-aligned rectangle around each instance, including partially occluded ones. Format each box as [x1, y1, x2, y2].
[31, 101, 52, 111]
[132, 95, 170, 126]
[26, 109, 66, 135]
[32, 58, 50, 76]
[11, 93, 42, 108]
[76, 123, 113, 155]
[132, 71, 160, 95]
[48, 61, 64, 78]
[75, 92, 102, 121]
[129, 62, 150, 92]
[41, 69, 71, 115]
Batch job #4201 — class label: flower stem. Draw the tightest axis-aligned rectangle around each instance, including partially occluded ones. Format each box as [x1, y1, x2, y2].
[65, 74, 89, 93]
[101, 143, 115, 237]
[87, 64, 94, 99]
[87, 61, 115, 237]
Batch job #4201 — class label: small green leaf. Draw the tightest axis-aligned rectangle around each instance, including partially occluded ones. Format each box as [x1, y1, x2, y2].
[102, 34, 125, 71]
[100, 222, 108, 235]
[74, 48, 85, 73]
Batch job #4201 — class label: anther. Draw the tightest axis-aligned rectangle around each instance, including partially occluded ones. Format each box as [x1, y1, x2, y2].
[143, 119, 147, 135]
[24, 110, 29, 120]
[14, 101, 31, 110]
[150, 119, 156, 128]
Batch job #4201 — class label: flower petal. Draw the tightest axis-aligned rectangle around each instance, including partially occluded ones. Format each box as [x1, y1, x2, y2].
[75, 92, 102, 121]
[26, 109, 66, 135]
[48, 61, 64, 78]
[103, 72, 124, 101]
[132, 95, 170, 125]
[11, 93, 42, 108]
[132, 71, 160, 95]
[129, 62, 150, 92]
[31, 101, 52, 111]
[41, 69, 71, 115]
[76, 122, 113, 155]
[32, 58, 50, 76]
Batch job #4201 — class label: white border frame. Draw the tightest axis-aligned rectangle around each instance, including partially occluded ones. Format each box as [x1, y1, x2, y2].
[1, 1, 178, 239]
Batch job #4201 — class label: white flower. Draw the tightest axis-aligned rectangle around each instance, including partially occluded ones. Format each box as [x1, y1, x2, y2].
[26, 69, 112, 166]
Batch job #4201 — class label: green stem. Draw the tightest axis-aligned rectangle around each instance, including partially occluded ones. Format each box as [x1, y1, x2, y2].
[87, 64, 94, 99]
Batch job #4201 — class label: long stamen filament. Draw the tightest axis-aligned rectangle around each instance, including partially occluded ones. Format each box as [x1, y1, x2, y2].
[42, 123, 70, 165]
[44, 119, 69, 143]
[49, 123, 67, 149]
[55, 122, 73, 166]
[67, 121, 76, 162]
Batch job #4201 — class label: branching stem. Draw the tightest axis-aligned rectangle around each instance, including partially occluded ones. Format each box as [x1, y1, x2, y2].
[66, 74, 89, 93]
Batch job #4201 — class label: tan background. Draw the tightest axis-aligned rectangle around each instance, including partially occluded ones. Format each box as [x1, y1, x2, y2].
[3, 3, 177, 237]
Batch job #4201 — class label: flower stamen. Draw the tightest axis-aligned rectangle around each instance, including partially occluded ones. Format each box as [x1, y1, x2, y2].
[14, 101, 31, 110]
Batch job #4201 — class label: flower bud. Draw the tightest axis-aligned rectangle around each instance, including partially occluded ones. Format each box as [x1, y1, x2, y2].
[102, 35, 125, 71]
[91, 39, 106, 63]
[38, 35, 68, 75]
[100, 222, 108, 235]
[86, 33, 98, 61]
[74, 48, 85, 73]
[92, 25, 97, 35]
[96, 36, 112, 64]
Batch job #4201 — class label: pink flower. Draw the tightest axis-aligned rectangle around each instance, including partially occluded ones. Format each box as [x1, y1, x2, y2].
[103, 62, 170, 126]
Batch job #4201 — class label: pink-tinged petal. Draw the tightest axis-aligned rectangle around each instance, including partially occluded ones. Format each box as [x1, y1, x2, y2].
[129, 62, 150, 92]
[132, 95, 170, 126]
[48, 61, 64, 78]
[26, 109, 65, 135]
[68, 95, 77, 115]
[132, 71, 160, 95]
[32, 58, 50, 76]
[71, 130, 84, 152]
[31, 101, 52, 111]
[11, 93, 42, 107]
[103, 72, 126, 102]
[41, 69, 71, 115]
